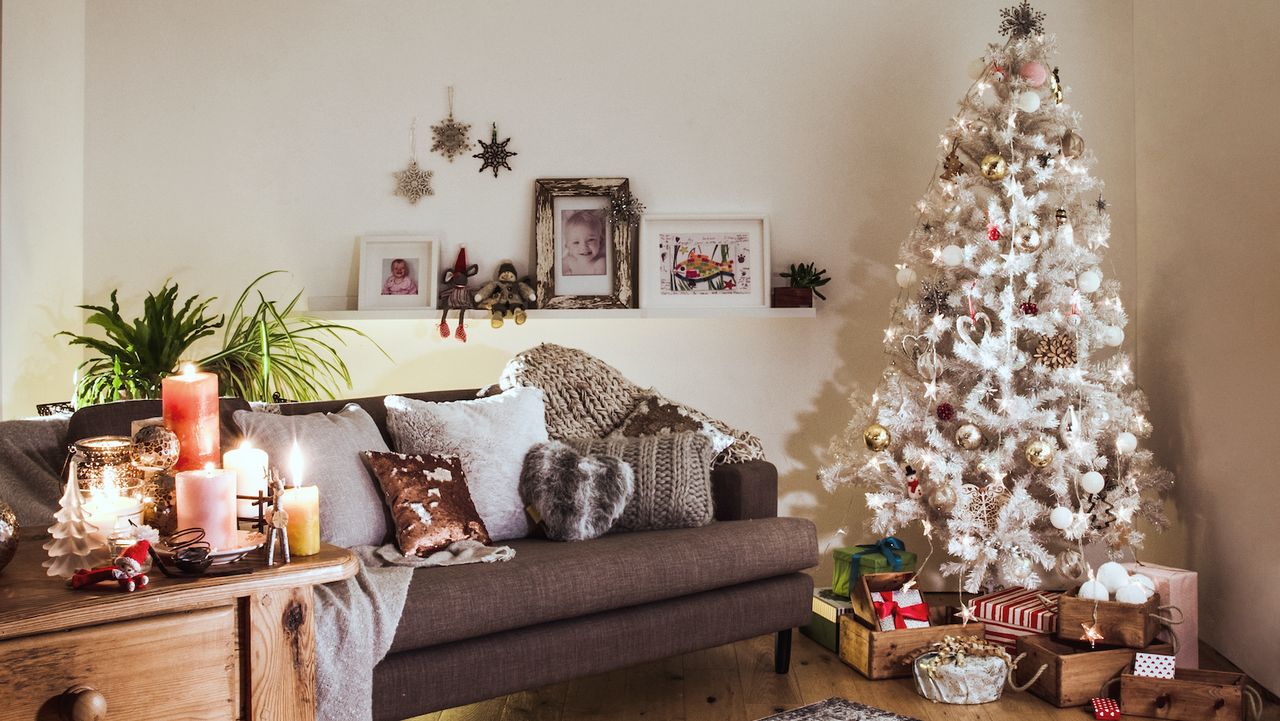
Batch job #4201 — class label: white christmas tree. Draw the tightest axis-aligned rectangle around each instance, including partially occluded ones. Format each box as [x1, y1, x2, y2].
[821, 2, 1172, 593]
[43, 463, 109, 578]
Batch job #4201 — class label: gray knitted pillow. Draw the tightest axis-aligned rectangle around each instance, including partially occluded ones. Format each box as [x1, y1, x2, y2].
[564, 432, 715, 531]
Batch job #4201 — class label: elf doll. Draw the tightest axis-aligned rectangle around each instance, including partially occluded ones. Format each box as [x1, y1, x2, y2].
[70, 540, 151, 592]
[438, 246, 479, 342]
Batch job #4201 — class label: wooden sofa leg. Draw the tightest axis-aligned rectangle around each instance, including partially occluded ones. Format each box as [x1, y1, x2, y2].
[774, 629, 792, 674]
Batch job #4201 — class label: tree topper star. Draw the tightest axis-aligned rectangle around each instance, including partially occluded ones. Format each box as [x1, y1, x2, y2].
[474, 122, 517, 178]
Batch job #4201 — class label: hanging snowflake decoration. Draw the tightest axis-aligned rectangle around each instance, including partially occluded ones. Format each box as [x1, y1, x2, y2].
[394, 159, 434, 204]
[918, 279, 952, 316]
[1095, 194, 1109, 212]
[474, 122, 518, 178]
[431, 117, 472, 162]
[959, 483, 1008, 534]
[998, 1, 1046, 38]
[609, 188, 645, 224]
[1034, 333, 1077, 368]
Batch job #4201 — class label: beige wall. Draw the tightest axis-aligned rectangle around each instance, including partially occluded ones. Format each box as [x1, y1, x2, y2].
[1134, 0, 1280, 693]
[0, 0, 85, 418]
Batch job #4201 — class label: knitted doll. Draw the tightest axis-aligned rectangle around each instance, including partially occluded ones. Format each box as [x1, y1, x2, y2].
[474, 260, 537, 328]
[438, 247, 479, 342]
[70, 540, 151, 592]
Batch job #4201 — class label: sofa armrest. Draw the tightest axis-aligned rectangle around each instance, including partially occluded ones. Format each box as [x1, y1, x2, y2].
[712, 460, 778, 521]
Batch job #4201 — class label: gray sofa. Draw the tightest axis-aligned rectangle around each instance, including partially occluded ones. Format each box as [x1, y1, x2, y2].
[2, 390, 819, 720]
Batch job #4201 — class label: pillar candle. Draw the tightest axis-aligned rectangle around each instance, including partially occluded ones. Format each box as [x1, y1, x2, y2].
[279, 486, 320, 556]
[175, 468, 238, 551]
[162, 365, 220, 471]
[223, 443, 269, 518]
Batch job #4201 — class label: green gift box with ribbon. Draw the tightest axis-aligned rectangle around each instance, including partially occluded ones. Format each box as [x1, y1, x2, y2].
[832, 537, 915, 598]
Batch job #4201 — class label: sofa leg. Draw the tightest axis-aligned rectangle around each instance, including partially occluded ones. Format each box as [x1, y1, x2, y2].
[774, 629, 793, 674]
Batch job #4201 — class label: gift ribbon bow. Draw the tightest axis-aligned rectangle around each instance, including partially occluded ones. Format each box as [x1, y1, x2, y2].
[852, 536, 906, 571]
[874, 592, 929, 629]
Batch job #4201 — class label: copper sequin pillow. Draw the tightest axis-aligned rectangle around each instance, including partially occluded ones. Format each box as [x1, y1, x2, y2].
[361, 451, 490, 556]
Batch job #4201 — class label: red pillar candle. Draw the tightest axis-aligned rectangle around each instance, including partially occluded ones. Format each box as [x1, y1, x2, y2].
[162, 364, 220, 471]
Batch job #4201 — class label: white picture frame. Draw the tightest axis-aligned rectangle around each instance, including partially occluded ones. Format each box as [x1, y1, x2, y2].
[638, 214, 770, 309]
[357, 235, 438, 310]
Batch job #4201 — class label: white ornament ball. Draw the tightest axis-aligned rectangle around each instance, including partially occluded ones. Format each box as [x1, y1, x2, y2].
[1017, 91, 1042, 113]
[967, 57, 988, 80]
[1078, 270, 1103, 293]
[1079, 579, 1111, 601]
[1115, 582, 1149, 605]
[1131, 574, 1156, 597]
[1116, 432, 1139, 454]
[896, 267, 918, 289]
[941, 245, 964, 267]
[1102, 325, 1125, 347]
[1049, 506, 1074, 530]
[1080, 471, 1106, 495]
[1097, 561, 1132, 593]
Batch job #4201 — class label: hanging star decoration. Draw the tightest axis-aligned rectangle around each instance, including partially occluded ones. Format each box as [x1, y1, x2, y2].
[957, 602, 977, 626]
[1095, 194, 1109, 212]
[1081, 621, 1105, 647]
[474, 122, 517, 178]
[609, 188, 645, 224]
[431, 87, 472, 162]
[922, 221, 934, 233]
[394, 160, 433, 204]
[998, 1, 1046, 38]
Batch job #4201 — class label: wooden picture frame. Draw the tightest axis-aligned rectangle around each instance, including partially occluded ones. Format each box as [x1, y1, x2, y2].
[533, 178, 637, 309]
[638, 214, 770, 309]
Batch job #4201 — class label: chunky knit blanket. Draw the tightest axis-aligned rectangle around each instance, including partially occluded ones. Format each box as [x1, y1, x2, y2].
[498, 343, 765, 464]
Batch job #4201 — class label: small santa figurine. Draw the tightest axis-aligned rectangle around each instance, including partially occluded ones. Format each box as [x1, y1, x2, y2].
[70, 540, 151, 592]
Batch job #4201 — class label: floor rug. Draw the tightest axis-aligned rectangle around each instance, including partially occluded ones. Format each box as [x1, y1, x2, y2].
[757, 697, 923, 721]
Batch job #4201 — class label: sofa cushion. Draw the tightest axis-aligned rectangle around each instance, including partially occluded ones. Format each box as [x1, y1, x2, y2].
[519, 441, 634, 542]
[0, 416, 71, 529]
[565, 433, 715, 532]
[389, 516, 818, 653]
[363, 450, 489, 555]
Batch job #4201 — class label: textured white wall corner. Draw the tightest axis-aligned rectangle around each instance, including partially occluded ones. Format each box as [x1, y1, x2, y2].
[0, 0, 86, 418]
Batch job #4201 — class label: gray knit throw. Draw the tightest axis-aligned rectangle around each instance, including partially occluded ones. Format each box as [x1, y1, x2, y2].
[566, 433, 715, 531]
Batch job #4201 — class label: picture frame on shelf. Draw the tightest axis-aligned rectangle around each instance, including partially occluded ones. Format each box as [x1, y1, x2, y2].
[357, 235, 438, 310]
[533, 178, 638, 309]
[638, 214, 770, 309]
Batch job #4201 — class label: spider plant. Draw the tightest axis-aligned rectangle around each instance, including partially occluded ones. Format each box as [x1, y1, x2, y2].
[62, 273, 386, 406]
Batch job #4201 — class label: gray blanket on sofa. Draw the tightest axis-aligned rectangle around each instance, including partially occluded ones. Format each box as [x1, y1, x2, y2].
[313, 541, 514, 721]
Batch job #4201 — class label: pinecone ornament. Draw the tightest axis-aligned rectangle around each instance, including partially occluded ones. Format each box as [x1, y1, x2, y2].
[1034, 333, 1077, 368]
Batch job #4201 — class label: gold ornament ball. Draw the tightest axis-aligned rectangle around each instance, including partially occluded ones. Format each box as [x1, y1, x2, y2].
[1025, 439, 1055, 468]
[863, 424, 892, 452]
[1014, 231, 1042, 252]
[980, 154, 1008, 181]
[932, 483, 959, 511]
[1061, 129, 1085, 158]
[955, 423, 983, 450]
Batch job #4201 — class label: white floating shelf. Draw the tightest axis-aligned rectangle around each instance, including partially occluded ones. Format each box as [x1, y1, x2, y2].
[301, 306, 816, 321]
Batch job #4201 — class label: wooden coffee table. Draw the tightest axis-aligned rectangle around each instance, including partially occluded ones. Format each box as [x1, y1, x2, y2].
[0, 539, 358, 720]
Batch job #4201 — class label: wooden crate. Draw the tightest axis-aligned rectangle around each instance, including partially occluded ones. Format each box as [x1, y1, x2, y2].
[848, 571, 917, 628]
[1015, 634, 1173, 708]
[1121, 667, 1247, 720]
[1056, 586, 1161, 648]
[838, 608, 985, 680]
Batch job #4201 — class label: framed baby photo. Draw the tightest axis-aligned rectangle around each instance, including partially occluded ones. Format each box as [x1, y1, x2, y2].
[357, 235, 438, 310]
[638, 214, 771, 309]
[532, 177, 638, 309]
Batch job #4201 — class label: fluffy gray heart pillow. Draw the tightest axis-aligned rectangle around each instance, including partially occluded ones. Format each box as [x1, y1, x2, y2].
[520, 441, 635, 541]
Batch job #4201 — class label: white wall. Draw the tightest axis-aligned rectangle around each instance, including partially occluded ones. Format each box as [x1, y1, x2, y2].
[0, 0, 85, 418]
[1134, 0, 1280, 693]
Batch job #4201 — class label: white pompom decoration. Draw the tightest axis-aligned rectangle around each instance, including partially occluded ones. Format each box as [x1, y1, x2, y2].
[1078, 270, 1102, 293]
[1131, 574, 1156, 596]
[1102, 326, 1125, 347]
[941, 245, 964, 267]
[1049, 506, 1074, 530]
[1080, 471, 1105, 494]
[1079, 580, 1110, 601]
[1097, 561, 1131, 593]
[1115, 582, 1149, 605]
[896, 267, 918, 289]
[1017, 92, 1042, 113]
[967, 57, 988, 80]
[1116, 432, 1138, 454]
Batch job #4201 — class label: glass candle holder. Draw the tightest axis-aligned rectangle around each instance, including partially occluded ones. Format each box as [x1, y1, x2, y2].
[74, 436, 145, 531]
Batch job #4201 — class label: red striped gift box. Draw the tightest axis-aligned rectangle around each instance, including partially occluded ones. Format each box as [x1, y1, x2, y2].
[970, 587, 1060, 650]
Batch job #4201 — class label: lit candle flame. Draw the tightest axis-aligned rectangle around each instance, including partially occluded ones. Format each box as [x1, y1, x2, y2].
[204, 461, 216, 471]
[240, 440, 253, 450]
[182, 363, 197, 377]
[289, 441, 304, 488]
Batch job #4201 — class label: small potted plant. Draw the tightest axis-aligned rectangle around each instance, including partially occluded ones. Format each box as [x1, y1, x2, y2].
[773, 262, 830, 308]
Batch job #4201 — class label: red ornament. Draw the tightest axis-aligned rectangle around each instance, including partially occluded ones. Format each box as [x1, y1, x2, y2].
[936, 403, 955, 421]
[987, 224, 1002, 241]
[1020, 301, 1039, 315]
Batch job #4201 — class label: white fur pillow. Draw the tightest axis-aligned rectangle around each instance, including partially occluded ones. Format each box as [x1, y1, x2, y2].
[384, 387, 548, 540]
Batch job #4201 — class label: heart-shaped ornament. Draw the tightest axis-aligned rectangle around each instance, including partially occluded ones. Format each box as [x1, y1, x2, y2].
[956, 312, 993, 348]
[901, 334, 939, 378]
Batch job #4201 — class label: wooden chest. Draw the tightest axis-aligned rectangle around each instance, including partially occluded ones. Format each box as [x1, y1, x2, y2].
[838, 609, 985, 680]
[1056, 587, 1161, 649]
[1121, 667, 1248, 720]
[1015, 633, 1173, 707]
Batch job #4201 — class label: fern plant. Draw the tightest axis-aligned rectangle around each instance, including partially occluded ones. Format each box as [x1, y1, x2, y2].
[62, 273, 386, 406]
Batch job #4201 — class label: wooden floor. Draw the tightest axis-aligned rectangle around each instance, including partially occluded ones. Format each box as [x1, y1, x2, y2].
[410, 633, 1275, 721]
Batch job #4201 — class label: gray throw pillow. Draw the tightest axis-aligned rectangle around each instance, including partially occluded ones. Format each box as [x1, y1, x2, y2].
[564, 432, 716, 531]
[520, 441, 634, 541]
[233, 404, 390, 548]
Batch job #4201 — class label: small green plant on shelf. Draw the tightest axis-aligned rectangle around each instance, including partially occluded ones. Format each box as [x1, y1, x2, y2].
[60, 271, 388, 406]
[780, 262, 831, 300]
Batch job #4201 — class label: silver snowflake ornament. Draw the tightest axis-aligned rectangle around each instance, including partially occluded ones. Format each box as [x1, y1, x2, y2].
[394, 159, 434, 204]
[999, 1, 1046, 37]
[609, 189, 645, 224]
[431, 115, 472, 162]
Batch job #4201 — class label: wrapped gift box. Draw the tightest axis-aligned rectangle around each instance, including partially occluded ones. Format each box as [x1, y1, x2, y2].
[832, 538, 916, 598]
[1123, 561, 1198, 668]
[870, 588, 930, 631]
[800, 587, 854, 653]
[970, 586, 1060, 651]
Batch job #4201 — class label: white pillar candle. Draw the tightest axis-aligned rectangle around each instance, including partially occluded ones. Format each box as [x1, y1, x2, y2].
[176, 467, 238, 551]
[224, 443, 270, 518]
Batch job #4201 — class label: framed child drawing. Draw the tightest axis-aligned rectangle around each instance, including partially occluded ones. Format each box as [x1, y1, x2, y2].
[638, 214, 770, 309]
[357, 235, 438, 310]
[532, 178, 638, 309]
